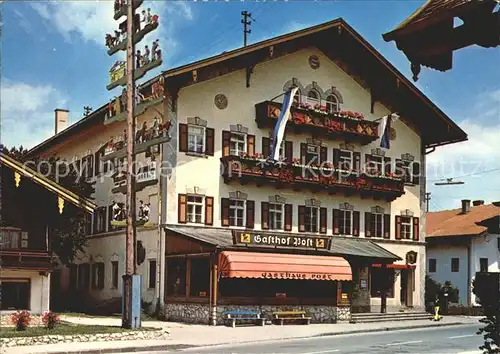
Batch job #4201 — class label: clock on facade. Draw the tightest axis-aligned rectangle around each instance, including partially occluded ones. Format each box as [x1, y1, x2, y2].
[214, 94, 228, 110]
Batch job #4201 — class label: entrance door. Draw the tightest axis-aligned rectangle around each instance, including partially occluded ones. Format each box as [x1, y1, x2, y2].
[400, 270, 408, 306]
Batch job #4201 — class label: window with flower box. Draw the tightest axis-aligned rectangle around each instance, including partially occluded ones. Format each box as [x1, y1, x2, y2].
[365, 154, 392, 176]
[325, 95, 339, 113]
[222, 130, 255, 157]
[306, 89, 320, 106]
[230, 133, 246, 156]
[178, 194, 214, 225]
[262, 137, 292, 162]
[395, 157, 420, 185]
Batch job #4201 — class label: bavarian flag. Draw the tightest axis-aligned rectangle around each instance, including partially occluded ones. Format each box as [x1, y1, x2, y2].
[270, 86, 299, 161]
[379, 113, 397, 149]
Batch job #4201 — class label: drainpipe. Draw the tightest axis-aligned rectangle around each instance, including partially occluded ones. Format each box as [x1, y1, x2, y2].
[467, 238, 472, 306]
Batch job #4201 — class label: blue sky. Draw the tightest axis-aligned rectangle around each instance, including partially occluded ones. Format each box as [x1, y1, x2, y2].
[1, 1, 499, 211]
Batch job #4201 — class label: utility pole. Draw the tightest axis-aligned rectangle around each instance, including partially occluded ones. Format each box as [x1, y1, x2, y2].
[241, 11, 252, 47]
[425, 192, 431, 212]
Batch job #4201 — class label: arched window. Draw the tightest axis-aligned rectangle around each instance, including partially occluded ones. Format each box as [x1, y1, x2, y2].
[325, 95, 339, 113]
[293, 89, 301, 104]
[307, 89, 320, 105]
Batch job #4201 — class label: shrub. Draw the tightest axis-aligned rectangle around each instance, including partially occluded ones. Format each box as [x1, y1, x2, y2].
[11, 311, 31, 331]
[42, 311, 60, 330]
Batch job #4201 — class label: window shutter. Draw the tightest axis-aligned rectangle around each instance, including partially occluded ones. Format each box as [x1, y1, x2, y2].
[364, 154, 372, 173]
[261, 202, 269, 230]
[298, 206, 306, 232]
[384, 157, 391, 174]
[98, 263, 105, 289]
[284, 204, 293, 231]
[222, 130, 231, 157]
[333, 209, 340, 234]
[384, 214, 391, 239]
[395, 215, 402, 240]
[413, 217, 420, 241]
[365, 212, 372, 237]
[285, 141, 293, 163]
[300, 143, 308, 164]
[205, 128, 215, 156]
[353, 211, 360, 236]
[205, 196, 214, 225]
[353, 152, 361, 172]
[262, 137, 271, 158]
[92, 212, 98, 234]
[320, 146, 328, 164]
[247, 135, 255, 156]
[320, 207, 327, 234]
[246, 200, 255, 229]
[179, 123, 188, 152]
[332, 149, 341, 169]
[395, 159, 404, 179]
[412, 162, 421, 185]
[178, 194, 187, 224]
[221, 198, 230, 227]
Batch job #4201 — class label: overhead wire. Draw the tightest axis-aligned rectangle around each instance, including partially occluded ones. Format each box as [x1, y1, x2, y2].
[428, 166, 500, 182]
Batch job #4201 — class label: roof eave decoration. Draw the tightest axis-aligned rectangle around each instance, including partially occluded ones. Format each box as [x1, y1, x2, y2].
[0, 153, 97, 214]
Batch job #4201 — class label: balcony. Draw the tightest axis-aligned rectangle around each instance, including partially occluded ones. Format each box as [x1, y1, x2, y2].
[220, 156, 405, 202]
[255, 101, 380, 145]
[0, 228, 52, 270]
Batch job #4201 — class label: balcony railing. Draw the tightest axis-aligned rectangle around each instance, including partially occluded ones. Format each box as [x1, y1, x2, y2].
[255, 101, 380, 145]
[0, 249, 52, 270]
[220, 156, 405, 202]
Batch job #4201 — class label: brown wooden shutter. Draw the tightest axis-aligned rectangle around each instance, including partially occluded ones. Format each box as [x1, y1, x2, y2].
[285, 141, 293, 163]
[395, 159, 404, 178]
[222, 130, 231, 157]
[205, 196, 214, 225]
[98, 263, 105, 289]
[384, 157, 391, 174]
[246, 200, 255, 229]
[333, 209, 340, 234]
[261, 202, 269, 230]
[298, 206, 306, 232]
[179, 123, 188, 152]
[300, 143, 308, 164]
[332, 148, 341, 169]
[221, 198, 230, 227]
[320, 146, 328, 164]
[413, 217, 420, 241]
[384, 214, 391, 239]
[178, 194, 187, 223]
[395, 215, 402, 240]
[262, 137, 271, 158]
[353, 152, 361, 172]
[320, 207, 327, 234]
[364, 154, 372, 172]
[284, 204, 293, 231]
[353, 211, 360, 236]
[247, 134, 255, 156]
[205, 128, 215, 156]
[412, 162, 421, 185]
[365, 212, 372, 237]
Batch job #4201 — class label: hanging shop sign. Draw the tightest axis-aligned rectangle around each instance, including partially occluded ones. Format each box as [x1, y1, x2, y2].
[232, 231, 331, 250]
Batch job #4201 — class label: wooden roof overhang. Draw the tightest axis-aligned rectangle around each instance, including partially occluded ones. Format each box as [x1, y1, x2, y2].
[383, 0, 500, 77]
[0, 153, 97, 213]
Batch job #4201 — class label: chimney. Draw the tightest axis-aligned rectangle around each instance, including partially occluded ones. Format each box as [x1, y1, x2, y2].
[461, 199, 471, 214]
[54, 109, 69, 135]
[472, 200, 485, 206]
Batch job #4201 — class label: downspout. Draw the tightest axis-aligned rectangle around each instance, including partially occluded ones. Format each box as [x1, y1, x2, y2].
[467, 238, 472, 306]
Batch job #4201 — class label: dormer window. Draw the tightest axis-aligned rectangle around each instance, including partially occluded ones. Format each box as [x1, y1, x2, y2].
[326, 95, 339, 113]
[306, 89, 320, 105]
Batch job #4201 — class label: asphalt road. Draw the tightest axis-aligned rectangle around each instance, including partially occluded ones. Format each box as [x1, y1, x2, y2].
[162, 324, 484, 354]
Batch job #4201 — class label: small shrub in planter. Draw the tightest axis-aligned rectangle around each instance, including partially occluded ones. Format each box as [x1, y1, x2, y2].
[11, 310, 31, 331]
[42, 311, 60, 330]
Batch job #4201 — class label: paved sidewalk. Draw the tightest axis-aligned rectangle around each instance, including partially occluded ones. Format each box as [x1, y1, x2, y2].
[3, 316, 481, 354]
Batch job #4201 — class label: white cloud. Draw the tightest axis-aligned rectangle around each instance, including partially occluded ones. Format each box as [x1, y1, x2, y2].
[1, 80, 67, 149]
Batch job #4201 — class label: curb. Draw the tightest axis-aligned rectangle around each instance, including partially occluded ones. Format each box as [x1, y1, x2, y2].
[16, 321, 474, 354]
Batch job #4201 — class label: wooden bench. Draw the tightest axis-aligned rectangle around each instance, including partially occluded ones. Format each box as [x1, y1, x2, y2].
[271, 310, 311, 325]
[223, 311, 265, 328]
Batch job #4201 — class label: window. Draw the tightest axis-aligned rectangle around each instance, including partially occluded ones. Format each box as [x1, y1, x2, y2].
[189, 258, 210, 297]
[77, 263, 90, 290]
[480, 258, 489, 272]
[269, 203, 284, 230]
[429, 258, 437, 273]
[230, 133, 246, 156]
[166, 258, 186, 296]
[111, 261, 119, 289]
[304, 207, 319, 233]
[307, 89, 320, 105]
[339, 150, 353, 171]
[69, 264, 77, 291]
[187, 195, 204, 224]
[326, 95, 339, 113]
[451, 258, 460, 272]
[306, 145, 320, 164]
[94, 207, 107, 234]
[91, 262, 104, 290]
[0, 281, 30, 310]
[293, 89, 301, 104]
[371, 213, 384, 238]
[188, 125, 205, 154]
[271, 138, 286, 160]
[148, 260, 157, 289]
[339, 210, 352, 235]
[396, 159, 420, 185]
[367, 155, 383, 175]
[229, 200, 245, 227]
[370, 267, 395, 298]
[400, 216, 412, 240]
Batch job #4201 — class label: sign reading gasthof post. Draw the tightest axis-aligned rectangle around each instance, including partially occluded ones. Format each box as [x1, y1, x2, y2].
[232, 231, 331, 250]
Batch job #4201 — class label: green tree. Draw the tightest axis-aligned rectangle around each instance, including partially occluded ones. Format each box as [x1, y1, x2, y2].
[473, 277, 500, 353]
[1, 144, 95, 265]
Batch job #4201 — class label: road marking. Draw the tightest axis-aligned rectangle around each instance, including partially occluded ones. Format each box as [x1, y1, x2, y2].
[386, 340, 423, 346]
[449, 334, 476, 339]
[301, 350, 340, 354]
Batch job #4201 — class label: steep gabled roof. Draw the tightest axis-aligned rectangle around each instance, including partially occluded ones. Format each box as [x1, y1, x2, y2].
[0, 153, 97, 213]
[427, 203, 500, 238]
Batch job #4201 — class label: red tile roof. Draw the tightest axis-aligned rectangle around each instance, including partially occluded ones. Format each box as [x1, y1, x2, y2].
[427, 204, 500, 237]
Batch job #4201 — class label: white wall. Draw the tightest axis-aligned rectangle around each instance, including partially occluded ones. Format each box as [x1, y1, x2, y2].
[470, 233, 500, 305]
[0, 270, 50, 314]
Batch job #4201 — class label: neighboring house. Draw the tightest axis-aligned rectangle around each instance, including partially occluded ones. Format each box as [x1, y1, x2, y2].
[0, 153, 95, 314]
[26, 18, 467, 321]
[427, 199, 500, 306]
